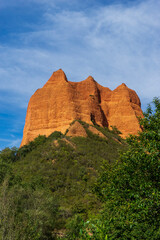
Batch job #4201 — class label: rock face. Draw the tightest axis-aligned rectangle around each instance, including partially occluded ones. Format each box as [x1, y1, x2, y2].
[20, 69, 143, 146]
[66, 121, 87, 138]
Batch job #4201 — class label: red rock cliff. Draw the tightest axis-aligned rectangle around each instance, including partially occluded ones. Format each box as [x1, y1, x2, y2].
[20, 69, 143, 146]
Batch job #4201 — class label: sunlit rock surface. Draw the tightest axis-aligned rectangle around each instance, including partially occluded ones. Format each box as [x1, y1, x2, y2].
[21, 69, 143, 146]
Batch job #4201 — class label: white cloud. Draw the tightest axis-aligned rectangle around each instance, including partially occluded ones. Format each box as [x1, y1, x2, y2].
[0, 0, 160, 112]
[0, 138, 11, 142]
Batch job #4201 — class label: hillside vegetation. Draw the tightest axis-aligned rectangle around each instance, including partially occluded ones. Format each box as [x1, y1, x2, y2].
[69, 98, 160, 240]
[0, 98, 159, 239]
[0, 121, 126, 239]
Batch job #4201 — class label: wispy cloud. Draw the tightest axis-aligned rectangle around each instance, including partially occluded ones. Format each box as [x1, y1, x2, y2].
[9, 138, 22, 148]
[0, 138, 22, 151]
[0, 0, 159, 102]
[0, 0, 159, 148]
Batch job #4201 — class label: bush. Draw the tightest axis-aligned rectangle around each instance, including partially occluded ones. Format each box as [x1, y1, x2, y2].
[91, 98, 160, 239]
[0, 180, 59, 240]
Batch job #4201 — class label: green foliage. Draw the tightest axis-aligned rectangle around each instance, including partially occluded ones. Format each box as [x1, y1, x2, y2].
[0, 162, 12, 185]
[82, 97, 160, 239]
[0, 118, 126, 239]
[0, 147, 18, 163]
[48, 131, 63, 141]
[110, 125, 122, 135]
[0, 180, 59, 240]
[65, 215, 85, 239]
[3, 96, 159, 240]
[64, 217, 108, 240]
[18, 135, 47, 158]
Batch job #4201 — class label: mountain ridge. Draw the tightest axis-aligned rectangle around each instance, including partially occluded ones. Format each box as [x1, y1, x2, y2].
[21, 69, 143, 147]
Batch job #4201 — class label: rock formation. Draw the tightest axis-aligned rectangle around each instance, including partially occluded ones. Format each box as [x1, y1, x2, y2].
[20, 69, 143, 146]
[66, 121, 87, 138]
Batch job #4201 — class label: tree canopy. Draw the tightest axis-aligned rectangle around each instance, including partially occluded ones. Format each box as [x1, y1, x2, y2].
[73, 97, 160, 240]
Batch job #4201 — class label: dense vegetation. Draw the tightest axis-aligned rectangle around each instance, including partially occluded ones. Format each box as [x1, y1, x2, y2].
[69, 98, 160, 240]
[0, 98, 159, 239]
[0, 120, 126, 239]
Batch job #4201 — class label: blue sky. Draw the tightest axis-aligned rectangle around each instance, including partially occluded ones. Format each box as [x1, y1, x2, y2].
[0, 0, 160, 150]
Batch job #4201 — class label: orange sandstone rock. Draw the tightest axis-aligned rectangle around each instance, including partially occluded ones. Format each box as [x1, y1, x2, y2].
[20, 69, 143, 146]
[100, 83, 143, 138]
[66, 121, 87, 138]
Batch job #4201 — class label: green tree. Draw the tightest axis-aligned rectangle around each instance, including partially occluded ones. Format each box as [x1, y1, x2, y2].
[0, 180, 59, 240]
[76, 97, 160, 239]
[93, 97, 160, 239]
[0, 147, 18, 163]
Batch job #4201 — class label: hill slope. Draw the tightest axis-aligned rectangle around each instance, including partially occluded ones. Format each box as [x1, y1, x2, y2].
[0, 121, 127, 239]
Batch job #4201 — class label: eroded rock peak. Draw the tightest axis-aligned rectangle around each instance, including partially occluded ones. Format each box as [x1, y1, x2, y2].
[45, 69, 68, 86]
[20, 70, 143, 147]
